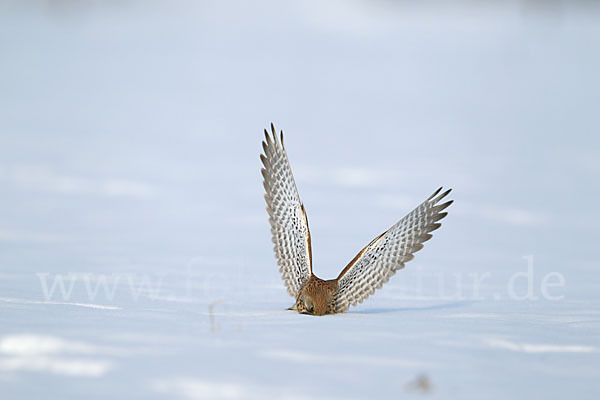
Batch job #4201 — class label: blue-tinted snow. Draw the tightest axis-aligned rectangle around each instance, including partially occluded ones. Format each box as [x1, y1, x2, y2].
[0, 1, 599, 399]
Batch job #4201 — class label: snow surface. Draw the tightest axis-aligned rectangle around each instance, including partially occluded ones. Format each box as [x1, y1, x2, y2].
[1, 1, 599, 399]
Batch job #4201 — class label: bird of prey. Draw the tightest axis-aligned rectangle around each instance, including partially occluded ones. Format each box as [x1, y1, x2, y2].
[260, 123, 453, 315]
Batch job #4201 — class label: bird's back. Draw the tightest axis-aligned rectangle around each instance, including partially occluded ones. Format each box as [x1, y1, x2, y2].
[301, 275, 338, 315]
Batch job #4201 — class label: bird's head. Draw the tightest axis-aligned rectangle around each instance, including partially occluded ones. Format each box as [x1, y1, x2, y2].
[296, 293, 327, 316]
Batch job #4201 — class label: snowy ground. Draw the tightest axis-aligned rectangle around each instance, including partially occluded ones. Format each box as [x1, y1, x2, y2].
[1, 1, 599, 399]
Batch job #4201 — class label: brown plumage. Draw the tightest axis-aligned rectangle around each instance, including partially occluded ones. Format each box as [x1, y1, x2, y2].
[289, 276, 338, 316]
[261, 123, 453, 316]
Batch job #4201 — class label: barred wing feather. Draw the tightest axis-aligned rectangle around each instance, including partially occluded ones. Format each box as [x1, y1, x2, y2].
[335, 187, 453, 312]
[261, 124, 312, 298]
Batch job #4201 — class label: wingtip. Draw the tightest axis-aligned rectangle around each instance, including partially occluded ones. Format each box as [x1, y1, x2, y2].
[265, 123, 286, 149]
[431, 187, 453, 204]
[427, 186, 443, 201]
[440, 188, 452, 199]
[432, 199, 453, 213]
[270, 122, 279, 146]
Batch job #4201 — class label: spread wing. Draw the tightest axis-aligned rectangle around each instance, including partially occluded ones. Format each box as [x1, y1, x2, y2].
[335, 187, 453, 312]
[260, 123, 312, 298]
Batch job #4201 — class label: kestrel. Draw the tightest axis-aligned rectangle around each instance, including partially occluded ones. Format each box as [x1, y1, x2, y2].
[260, 124, 453, 316]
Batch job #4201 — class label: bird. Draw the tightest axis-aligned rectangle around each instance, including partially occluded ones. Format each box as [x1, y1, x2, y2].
[260, 123, 453, 315]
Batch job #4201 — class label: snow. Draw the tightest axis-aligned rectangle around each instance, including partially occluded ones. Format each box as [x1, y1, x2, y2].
[1, 1, 599, 399]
